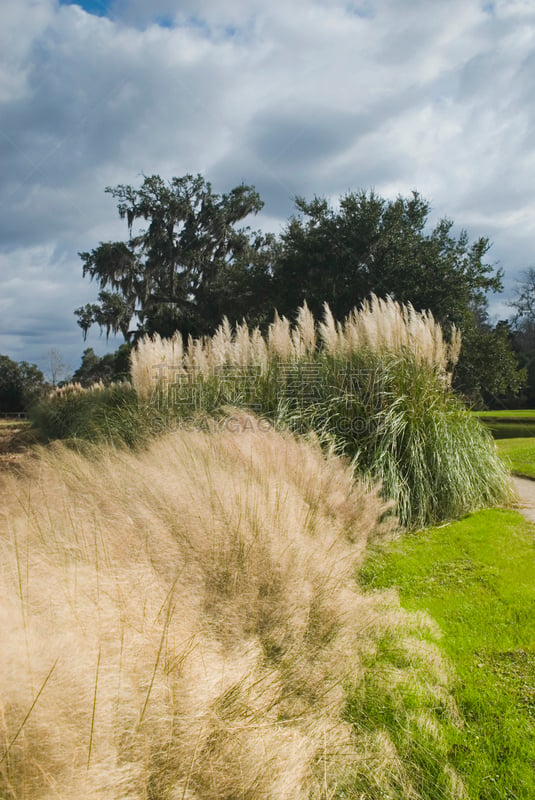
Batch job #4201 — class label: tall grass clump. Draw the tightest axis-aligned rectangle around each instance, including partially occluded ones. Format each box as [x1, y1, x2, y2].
[0, 421, 463, 799]
[29, 380, 160, 448]
[131, 295, 512, 528]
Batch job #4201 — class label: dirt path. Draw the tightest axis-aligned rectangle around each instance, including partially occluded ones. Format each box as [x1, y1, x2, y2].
[512, 476, 535, 524]
[0, 422, 36, 471]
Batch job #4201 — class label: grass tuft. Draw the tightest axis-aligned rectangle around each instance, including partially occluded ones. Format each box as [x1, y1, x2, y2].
[127, 297, 511, 528]
[0, 422, 464, 799]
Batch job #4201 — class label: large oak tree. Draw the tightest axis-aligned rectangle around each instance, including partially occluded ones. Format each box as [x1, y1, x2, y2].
[75, 174, 274, 341]
[271, 190, 524, 405]
[271, 190, 501, 329]
[76, 176, 525, 405]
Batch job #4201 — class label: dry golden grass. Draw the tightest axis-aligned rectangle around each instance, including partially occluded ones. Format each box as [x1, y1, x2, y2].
[130, 295, 460, 400]
[0, 422, 36, 472]
[339, 295, 461, 374]
[0, 420, 462, 798]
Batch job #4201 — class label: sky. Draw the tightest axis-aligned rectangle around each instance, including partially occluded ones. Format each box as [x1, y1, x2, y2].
[1, 0, 534, 379]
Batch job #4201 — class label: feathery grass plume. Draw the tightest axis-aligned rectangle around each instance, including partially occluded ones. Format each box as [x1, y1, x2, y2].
[0, 422, 464, 799]
[48, 380, 88, 399]
[448, 324, 462, 367]
[208, 317, 233, 370]
[249, 326, 269, 370]
[292, 301, 316, 358]
[185, 335, 211, 378]
[319, 303, 346, 356]
[232, 319, 253, 366]
[343, 294, 459, 375]
[267, 311, 295, 361]
[131, 331, 184, 400]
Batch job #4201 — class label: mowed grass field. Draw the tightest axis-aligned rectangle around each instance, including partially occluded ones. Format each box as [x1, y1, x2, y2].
[472, 409, 535, 479]
[474, 409, 535, 439]
[358, 508, 535, 800]
[496, 438, 535, 479]
[356, 409, 535, 798]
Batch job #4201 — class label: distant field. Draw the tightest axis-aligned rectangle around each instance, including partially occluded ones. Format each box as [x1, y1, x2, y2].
[473, 410, 535, 439]
[0, 419, 35, 469]
[496, 437, 535, 479]
[474, 410, 535, 418]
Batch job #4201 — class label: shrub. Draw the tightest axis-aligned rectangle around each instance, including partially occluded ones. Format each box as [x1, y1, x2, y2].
[0, 423, 464, 799]
[29, 380, 156, 447]
[131, 296, 512, 528]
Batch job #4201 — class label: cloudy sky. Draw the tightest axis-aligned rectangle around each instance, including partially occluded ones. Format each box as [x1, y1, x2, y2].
[1, 0, 534, 378]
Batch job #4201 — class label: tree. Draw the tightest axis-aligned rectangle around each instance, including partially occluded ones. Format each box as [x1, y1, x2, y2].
[454, 319, 526, 407]
[0, 356, 47, 412]
[71, 345, 132, 387]
[272, 190, 502, 327]
[511, 267, 535, 324]
[509, 268, 535, 406]
[271, 190, 524, 405]
[75, 174, 274, 342]
[46, 348, 70, 388]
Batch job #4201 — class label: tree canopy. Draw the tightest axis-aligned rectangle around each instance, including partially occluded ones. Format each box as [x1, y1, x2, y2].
[76, 175, 526, 406]
[509, 268, 535, 406]
[75, 174, 274, 341]
[271, 190, 501, 329]
[0, 356, 47, 412]
[71, 345, 132, 387]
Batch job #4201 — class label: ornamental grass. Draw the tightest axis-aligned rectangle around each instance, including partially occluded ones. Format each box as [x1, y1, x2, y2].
[0, 422, 463, 799]
[131, 296, 511, 528]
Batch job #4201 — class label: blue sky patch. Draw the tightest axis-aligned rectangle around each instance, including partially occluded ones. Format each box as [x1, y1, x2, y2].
[59, 0, 111, 17]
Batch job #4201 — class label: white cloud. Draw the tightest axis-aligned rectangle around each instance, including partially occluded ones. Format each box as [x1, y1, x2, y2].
[0, 0, 534, 371]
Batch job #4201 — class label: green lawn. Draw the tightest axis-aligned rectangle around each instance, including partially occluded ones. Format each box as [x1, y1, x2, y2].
[496, 438, 535, 479]
[475, 410, 535, 478]
[357, 508, 535, 800]
[474, 410, 535, 439]
[474, 410, 535, 419]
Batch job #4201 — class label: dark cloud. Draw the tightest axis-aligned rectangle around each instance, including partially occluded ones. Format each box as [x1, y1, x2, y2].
[248, 107, 371, 170]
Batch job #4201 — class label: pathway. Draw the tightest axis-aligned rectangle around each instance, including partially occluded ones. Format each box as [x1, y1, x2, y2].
[512, 476, 535, 524]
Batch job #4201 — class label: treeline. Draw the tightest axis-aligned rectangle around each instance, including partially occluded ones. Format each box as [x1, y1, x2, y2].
[75, 174, 532, 408]
[2, 175, 533, 413]
[0, 348, 131, 414]
[0, 356, 46, 413]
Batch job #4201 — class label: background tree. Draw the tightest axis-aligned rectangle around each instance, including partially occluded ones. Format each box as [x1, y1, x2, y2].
[511, 267, 535, 323]
[46, 348, 70, 388]
[454, 319, 527, 407]
[272, 190, 500, 325]
[0, 356, 47, 412]
[75, 174, 274, 342]
[271, 190, 524, 406]
[510, 268, 535, 406]
[71, 345, 132, 387]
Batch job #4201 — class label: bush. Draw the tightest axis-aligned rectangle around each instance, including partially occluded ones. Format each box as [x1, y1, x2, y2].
[29, 381, 154, 447]
[0, 424, 464, 799]
[0, 355, 47, 412]
[131, 296, 512, 528]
